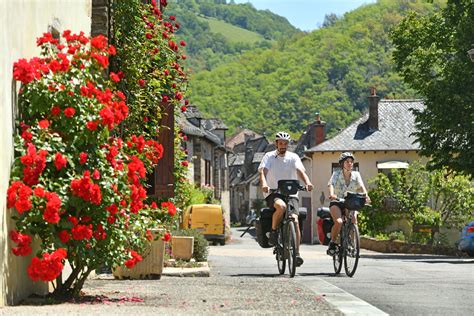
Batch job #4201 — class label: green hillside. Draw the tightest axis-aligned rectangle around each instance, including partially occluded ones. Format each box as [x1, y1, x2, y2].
[168, 0, 299, 71]
[188, 0, 446, 138]
[197, 16, 265, 44]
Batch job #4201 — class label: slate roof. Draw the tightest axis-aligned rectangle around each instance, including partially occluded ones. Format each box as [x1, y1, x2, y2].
[226, 129, 263, 150]
[306, 100, 424, 152]
[228, 153, 245, 166]
[177, 112, 223, 146]
[203, 118, 228, 131]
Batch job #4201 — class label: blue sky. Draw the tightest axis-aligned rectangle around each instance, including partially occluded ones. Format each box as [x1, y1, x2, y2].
[233, 0, 377, 31]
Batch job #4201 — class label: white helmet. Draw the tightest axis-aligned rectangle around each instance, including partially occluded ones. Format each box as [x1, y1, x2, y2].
[339, 152, 355, 164]
[275, 131, 291, 142]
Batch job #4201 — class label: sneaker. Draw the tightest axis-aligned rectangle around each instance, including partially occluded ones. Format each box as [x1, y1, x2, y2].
[296, 255, 304, 267]
[326, 241, 337, 256]
[266, 230, 278, 246]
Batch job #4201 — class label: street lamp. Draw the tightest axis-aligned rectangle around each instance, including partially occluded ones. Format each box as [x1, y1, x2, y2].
[468, 48, 474, 62]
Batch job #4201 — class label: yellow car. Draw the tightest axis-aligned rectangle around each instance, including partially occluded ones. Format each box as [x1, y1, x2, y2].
[182, 204, 226, 245]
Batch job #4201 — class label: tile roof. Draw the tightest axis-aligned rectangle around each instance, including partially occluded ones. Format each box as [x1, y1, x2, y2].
[306, 100, 424, 152]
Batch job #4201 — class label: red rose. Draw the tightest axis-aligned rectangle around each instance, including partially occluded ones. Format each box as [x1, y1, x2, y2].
[33, 186, 45, 198]
[162, 232, 171, 242]
[110, 72, 120, 82]
[64, 107, 75, 118]
[138, 79, 145, 86]
[79, 152, 88, 164]
[180, 40, 186, 46]
[181, 160, 189, 167]
[180, 106, 187, 112]
[54, 153, 67, 170]
[145, 33, 153, 39]
[58, 230, 70, 243]
[51, 106, 61, 116]
[38, 119, 49, 129]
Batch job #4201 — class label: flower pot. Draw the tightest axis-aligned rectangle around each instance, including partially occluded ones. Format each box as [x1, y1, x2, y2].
[113, 232, 165, 279]
[171, 236, 194, 260]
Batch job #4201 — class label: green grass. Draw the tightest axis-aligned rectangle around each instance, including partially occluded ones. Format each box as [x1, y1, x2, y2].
[197, 16, 264, 44]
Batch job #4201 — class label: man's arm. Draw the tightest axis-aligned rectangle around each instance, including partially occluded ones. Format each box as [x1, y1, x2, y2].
[296, 168, 313, 192]
[259, 168, 269, 193]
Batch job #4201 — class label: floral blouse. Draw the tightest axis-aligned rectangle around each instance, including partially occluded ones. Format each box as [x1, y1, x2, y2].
[328, 169, 365, 198]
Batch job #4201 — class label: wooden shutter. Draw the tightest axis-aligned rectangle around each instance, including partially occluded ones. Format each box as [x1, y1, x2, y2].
[150, 102, 174, 198]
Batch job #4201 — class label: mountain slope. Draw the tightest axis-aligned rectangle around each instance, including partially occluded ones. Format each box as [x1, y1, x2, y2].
[168, 0, 300, 71]
[188, 0, 445, 137]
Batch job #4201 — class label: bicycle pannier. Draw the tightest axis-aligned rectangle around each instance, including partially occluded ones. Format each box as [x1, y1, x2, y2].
[317, 207, 333, 245]
[277, 179, 300, 195]
[344, 192, 366, 210]
[255, 208, 274, 248]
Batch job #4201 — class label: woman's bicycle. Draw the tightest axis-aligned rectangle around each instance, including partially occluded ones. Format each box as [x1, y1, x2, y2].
[270, 179, 306, 278]
[330, 192, 367, 277]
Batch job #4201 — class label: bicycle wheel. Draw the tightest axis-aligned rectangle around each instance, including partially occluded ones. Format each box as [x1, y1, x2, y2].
[333, 243, 343, 275]
[344, 224, 360, 277]
[276, 228, 285, 274]
[287, 221, 297, 277]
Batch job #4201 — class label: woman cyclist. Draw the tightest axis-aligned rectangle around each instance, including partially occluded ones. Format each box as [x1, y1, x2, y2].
[326, 152, 370, 255]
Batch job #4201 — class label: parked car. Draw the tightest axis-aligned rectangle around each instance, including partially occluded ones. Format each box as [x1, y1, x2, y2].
[182, 204, 226, 245]
[457, 220, 474, 257]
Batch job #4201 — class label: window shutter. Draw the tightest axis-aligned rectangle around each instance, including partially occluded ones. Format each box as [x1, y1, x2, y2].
[149, 102, 174, 198]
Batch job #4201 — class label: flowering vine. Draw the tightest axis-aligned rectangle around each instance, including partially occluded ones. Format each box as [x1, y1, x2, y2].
[8, 26, 178, 299]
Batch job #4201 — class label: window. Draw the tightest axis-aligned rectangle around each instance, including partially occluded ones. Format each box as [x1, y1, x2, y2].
[205, 160, 211, 185]
[331, 162, 359, 174]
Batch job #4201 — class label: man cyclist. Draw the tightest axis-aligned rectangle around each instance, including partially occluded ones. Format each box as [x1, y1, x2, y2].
[258, 131, 313, 267]
[327, 152, 370, 255]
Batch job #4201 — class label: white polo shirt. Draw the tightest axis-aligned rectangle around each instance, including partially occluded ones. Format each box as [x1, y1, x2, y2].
[258, 150, 305, 196]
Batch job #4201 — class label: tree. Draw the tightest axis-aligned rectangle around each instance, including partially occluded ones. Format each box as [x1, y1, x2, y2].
[391, 1, 474, 175]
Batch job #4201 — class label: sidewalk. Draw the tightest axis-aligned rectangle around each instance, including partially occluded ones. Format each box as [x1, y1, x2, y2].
[2, 273, 342, 315]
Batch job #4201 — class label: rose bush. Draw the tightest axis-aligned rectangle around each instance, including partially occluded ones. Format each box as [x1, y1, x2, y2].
[8, 28, 178, 299]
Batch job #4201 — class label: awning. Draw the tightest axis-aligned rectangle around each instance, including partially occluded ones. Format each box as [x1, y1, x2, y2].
[377, 161, 409, 169]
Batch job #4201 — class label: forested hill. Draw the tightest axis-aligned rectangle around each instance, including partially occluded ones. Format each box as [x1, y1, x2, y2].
[186, 0, 446, 138]
[168, 0, 300, 71]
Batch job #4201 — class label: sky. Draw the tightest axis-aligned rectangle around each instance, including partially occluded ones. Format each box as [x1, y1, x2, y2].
[232, 0, 377, 31]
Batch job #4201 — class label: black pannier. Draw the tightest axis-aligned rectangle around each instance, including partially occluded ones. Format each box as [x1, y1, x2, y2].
[298, 207, 307, 238]
[255, 208, 274, 248]
[317, 207, 333, 245]
[344, 192, 366, 210]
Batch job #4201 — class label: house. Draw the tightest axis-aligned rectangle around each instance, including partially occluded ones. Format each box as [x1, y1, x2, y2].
[305, 88, 426, 216]
[228, 132, 270, 222]
[178, 105, 230, 223]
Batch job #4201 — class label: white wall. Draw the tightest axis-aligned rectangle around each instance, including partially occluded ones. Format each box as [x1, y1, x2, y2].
[0, 0, 92, 306]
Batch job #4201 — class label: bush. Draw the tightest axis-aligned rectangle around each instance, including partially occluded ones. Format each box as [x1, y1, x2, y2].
[171, 228, 209, 262]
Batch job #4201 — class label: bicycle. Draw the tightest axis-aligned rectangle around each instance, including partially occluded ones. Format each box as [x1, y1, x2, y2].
[330, 192, 366, 277]
[270, 179, 306, 278]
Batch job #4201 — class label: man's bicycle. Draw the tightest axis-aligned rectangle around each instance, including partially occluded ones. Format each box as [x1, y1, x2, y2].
[270, 179, 306, 278]
[330, 192, 367, 277]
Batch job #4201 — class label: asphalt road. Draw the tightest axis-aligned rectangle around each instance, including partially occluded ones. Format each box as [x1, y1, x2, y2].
[209, 227, 474, 315]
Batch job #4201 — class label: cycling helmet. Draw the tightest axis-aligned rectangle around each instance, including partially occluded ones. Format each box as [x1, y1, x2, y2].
[339, 152, 355, 164]
[275, 131, 291, 142]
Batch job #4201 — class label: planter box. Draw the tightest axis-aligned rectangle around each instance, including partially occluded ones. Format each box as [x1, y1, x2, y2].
[113, 234, 165, 280]
[171, 236, 194, 260]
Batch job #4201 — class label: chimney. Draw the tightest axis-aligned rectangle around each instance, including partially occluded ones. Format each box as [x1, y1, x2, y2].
[368, 87, 380, 131]
[311, 112, 326, 147]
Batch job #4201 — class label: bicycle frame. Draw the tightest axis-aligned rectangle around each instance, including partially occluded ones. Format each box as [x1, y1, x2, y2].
[270, 180, 305, 278]
[333, 207, 360, 277]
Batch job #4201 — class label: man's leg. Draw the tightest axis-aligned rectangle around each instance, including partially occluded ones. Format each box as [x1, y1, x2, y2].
[271, 199, 285, 230]
[268, 198, 285, 246]
[291, 213, 304, 266]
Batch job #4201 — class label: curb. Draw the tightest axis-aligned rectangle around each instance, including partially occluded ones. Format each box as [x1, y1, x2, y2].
[162, 262, 210, 277]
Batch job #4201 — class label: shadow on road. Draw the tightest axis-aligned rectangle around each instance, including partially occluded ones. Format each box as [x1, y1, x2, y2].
[297, 272, 339, 277]
[229, 273, 287, 278]
[361, 253, 472, 263]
